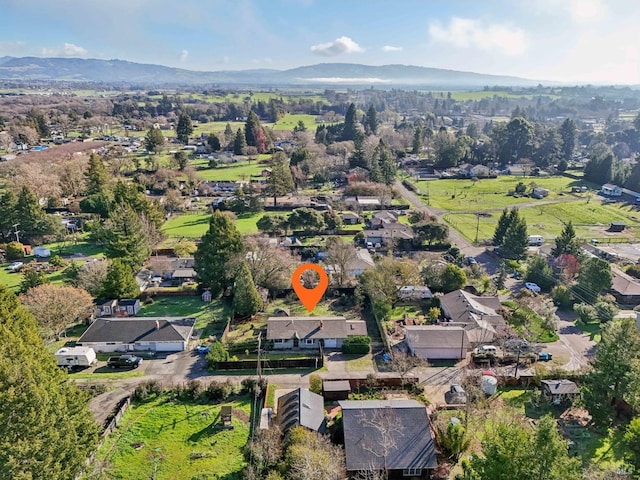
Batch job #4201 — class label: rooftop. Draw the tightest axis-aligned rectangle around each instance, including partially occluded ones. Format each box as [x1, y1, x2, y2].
[78, 317, 196, 344]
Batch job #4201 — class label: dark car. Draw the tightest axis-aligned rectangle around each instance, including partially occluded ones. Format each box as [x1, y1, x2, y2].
[107, 354, 143, 369]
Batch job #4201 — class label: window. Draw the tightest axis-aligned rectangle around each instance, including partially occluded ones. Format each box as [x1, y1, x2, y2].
[274, 339, 285, 344]
[304, 339, 315, 345]
[403, 468, 421, 476]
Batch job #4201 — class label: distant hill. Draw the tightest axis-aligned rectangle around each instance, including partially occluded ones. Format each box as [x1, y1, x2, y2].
[0, 56, 541, 88]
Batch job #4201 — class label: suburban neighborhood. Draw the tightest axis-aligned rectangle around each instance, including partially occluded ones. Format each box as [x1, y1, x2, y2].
[2, 5, 640, 479]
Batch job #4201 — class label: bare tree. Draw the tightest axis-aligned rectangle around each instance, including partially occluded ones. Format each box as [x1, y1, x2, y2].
[356, 407, 404, 479]
[286, 427, 346, 480]
[325, 236, 357, 287]
[20, 284, 94, 340]
[75, 259, 108, 296]
[389, 351, 428, 388]
[244, 237, 296, 290]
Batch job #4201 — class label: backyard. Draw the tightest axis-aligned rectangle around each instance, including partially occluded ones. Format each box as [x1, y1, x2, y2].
[162, 211, 267, 238]
[92, 394, 252, 480]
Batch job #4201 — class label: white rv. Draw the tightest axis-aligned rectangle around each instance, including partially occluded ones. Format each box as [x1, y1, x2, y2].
[528, 235, 544, 246]
[55, 346, 97, 369]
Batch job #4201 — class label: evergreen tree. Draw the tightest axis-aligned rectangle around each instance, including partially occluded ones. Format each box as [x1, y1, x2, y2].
[144, 126, 165, 153]
[266, 152, 294, 206]
[173, 151, 189, 170]
[412, 125, 423, 154]
[501, 212, 528, 260]
[232, 261, 263, 317]
[101, 204, 151, 268]
[365, 104, 378, 134]
[0, 285, 99, 479]
[194, 211, 245, 297]
[101, 259, 140, 298]
[559, 118, 577, 160]
[19, 268, 49, 294]
[575, 257, 612, 302]
[492, 208, 511, 246]
[15, 186, 46, 241]
[0, 191, 18, 241]
[233, 128, 246, 155]
[525, 255, 556, 291]
[207, 132, 221, 152]
[176, 112, 194, 144]
[223, 122, 234, 145]
[349, 131, 367, 168]
[341, 103, 359, 141]
[85, 152, 110, 195]
[376, 139, 397, 185]
[245, 111, 268, 153]
[552, 221, 580, 257]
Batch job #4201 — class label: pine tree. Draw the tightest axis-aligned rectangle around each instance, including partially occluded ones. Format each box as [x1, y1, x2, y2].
[176, 112, 194, 144]
[501, 212, 528, 260]
[233, 128, 246, 155]
[493, 208, 511, 246]
[245, 111, 268, 153]
[559, 118, 577, 160]
[266, 152, 294, 206]
[349, 131, 367, 168]
[144, 126, 165, 153]
[365, 105, 378, 134]
[101, 204, 151, 268]
[341, 103, 359, 141]
[101, 258, 140, 298]
[552, 221, 579, 257]
[85, 153, 110, 195]
[232, 261, 263, 317]
[412, 125, 423, 154]
[376, 139, 396, 185]
[15, 186, 46, 241]
[194, 211, 245, 297]
[207, 132, 221, 152]
[0, 286, 99, 479]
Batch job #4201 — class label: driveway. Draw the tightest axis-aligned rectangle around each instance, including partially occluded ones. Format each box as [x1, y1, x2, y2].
[544, 311, 596, 371]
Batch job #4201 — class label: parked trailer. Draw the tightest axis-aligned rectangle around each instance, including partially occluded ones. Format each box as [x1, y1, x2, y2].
[55, 346, 97, 369]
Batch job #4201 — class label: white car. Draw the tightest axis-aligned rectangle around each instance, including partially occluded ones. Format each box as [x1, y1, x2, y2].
[524, 282, 541, 293]
[6, 261, 24, 272]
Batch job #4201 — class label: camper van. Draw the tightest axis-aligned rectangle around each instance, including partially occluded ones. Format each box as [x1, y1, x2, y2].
[55, 346, 97, 370]
[528, 235, 544, 246]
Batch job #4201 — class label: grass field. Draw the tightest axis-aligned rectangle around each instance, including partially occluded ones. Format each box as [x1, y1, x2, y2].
[272, 113, 318, 131]
[191, 159, 266, 182]
[95, 394, 251, 480]
[162, 211, 265, 238]
[138, 296, 231, 336]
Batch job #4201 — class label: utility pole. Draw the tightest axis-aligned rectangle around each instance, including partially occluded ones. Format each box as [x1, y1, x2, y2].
[474, 214, 480, 245]
[256, 332, 262, 384]
[12, 223, 20, 243]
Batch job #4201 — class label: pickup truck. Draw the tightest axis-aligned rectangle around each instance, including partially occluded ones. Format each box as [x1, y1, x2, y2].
[107, 354, 143, 369]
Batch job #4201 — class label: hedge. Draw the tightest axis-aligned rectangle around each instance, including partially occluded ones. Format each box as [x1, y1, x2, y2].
[342, 335, 371, 354]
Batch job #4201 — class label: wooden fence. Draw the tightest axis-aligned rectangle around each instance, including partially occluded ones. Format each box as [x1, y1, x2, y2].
[102, 396, 132, 436]
[213, 356, 323, 370]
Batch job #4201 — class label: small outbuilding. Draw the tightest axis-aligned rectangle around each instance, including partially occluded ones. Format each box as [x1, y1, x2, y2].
[609, 222, 626, 232]
[322, 380, 351, 400]
[541, 379, 580, 405]
[276, 388, 326, 435]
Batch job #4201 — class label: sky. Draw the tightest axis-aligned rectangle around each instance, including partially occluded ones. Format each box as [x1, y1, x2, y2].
[0, 0, 639, 85]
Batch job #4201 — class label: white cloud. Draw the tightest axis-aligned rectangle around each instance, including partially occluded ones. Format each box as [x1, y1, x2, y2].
[179, 49, 189, 61]
[429, 17, 528, 56]
[42, 42, 88, 57]
[310, 36, 363, 56]
[381, 45, 403, 52]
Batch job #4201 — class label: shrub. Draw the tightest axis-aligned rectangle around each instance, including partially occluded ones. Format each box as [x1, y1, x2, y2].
[551, 285, 572, 308]
[49, 255, 65, 267]
[175, 380, 204, 400]
[341, 335, 371, 354]
[6, 241, 25, 260]
[309, 374, 323, 395]
[241, 377, 265, 394]
[205, 380, 234, 401]
[206, 340, 229, 368]
[132, 380, 163, 402]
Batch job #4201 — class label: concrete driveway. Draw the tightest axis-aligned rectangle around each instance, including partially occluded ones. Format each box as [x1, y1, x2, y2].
[544, 312, 596, 371]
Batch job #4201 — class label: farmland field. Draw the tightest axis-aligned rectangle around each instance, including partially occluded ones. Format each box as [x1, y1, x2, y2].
[94, 394, 251, 480]
[162, 211, 268, 238]
[191, 158, 266, 181]
[272, 113, 318, 131]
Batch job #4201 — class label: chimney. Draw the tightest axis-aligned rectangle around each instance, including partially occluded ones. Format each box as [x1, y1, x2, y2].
[155, 319, 160, 330]
[319, 320, 324, 329]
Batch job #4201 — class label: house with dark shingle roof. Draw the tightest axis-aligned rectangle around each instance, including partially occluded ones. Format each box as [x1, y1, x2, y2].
[340, 399, 438, 478]
[276, 388, 326, 435]
[541, 379, 580, 405]
[405, 325, 469, 360]
[439, 290, 506, 343]
[611, 268, 640, 306]
[267, 316, 367, 350]
[77, 317, 195, 352]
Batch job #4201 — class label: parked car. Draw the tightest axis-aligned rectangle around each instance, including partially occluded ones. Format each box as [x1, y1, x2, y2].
[467, 257, 477, 265]
[6, 261, 24, 272]
[538, 352, 553, 361]
[107, 354, 143, 369]
[196, 345, 210, 354]
[525, 282, 541, 293]
[473, 345, 498, 355]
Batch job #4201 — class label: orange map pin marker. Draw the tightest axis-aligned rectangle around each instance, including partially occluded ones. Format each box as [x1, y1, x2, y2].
[291, 263, 329, 313]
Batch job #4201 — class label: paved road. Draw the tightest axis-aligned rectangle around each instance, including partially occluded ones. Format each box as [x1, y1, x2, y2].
[546, 312, 596, 371]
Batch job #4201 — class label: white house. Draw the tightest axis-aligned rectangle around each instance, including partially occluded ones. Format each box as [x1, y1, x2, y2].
[267, 316, 367, 349]
[601, 183, 622, 196]
[77, 317, 196, 352]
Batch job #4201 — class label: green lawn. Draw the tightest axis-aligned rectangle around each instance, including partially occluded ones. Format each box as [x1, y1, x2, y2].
[94, 394, 251, 480]
[345, 353, 375, 372]
[162, 211, 266, 238]
[272, 113, 318, 131]
[575, 321, 602, 343]
[444, 199, 640, 243]
[138, 297, 231, 337]
[191, 159, 266, 182]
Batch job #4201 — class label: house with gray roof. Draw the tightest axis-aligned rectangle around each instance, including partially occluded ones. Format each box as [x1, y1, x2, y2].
[267, 316, 367, 350]
[276, 388, 326, 435]
[339, 399, 438, 478]
[439, 290, 506, 343]
[611, 268, 640, 306]
[77, 317, 196, 352]
[541, 379, 580, 405]
[405, 325, 469, 360]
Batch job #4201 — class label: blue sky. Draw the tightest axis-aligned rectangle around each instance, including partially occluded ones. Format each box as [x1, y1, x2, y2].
[0, 0, 638, 84]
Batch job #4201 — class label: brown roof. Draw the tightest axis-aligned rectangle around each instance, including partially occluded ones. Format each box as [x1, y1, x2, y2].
[266, 316, 367, 340]
[405, 325, 469, 349]
[611, 269, 640, 296]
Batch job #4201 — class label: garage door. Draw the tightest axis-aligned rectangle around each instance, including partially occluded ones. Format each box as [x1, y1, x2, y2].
[324, 339, 337, 348]
[154, 342, 185, 352]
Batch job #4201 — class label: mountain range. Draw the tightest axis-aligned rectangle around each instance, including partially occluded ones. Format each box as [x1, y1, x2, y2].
[0, 56, 542, 88]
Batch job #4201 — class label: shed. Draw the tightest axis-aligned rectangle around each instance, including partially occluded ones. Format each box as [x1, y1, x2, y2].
[541, 379, 580, 405]
[322, 380, 351, 400]
[33, 247, 51, 258]
[609, 222, 626, 232]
